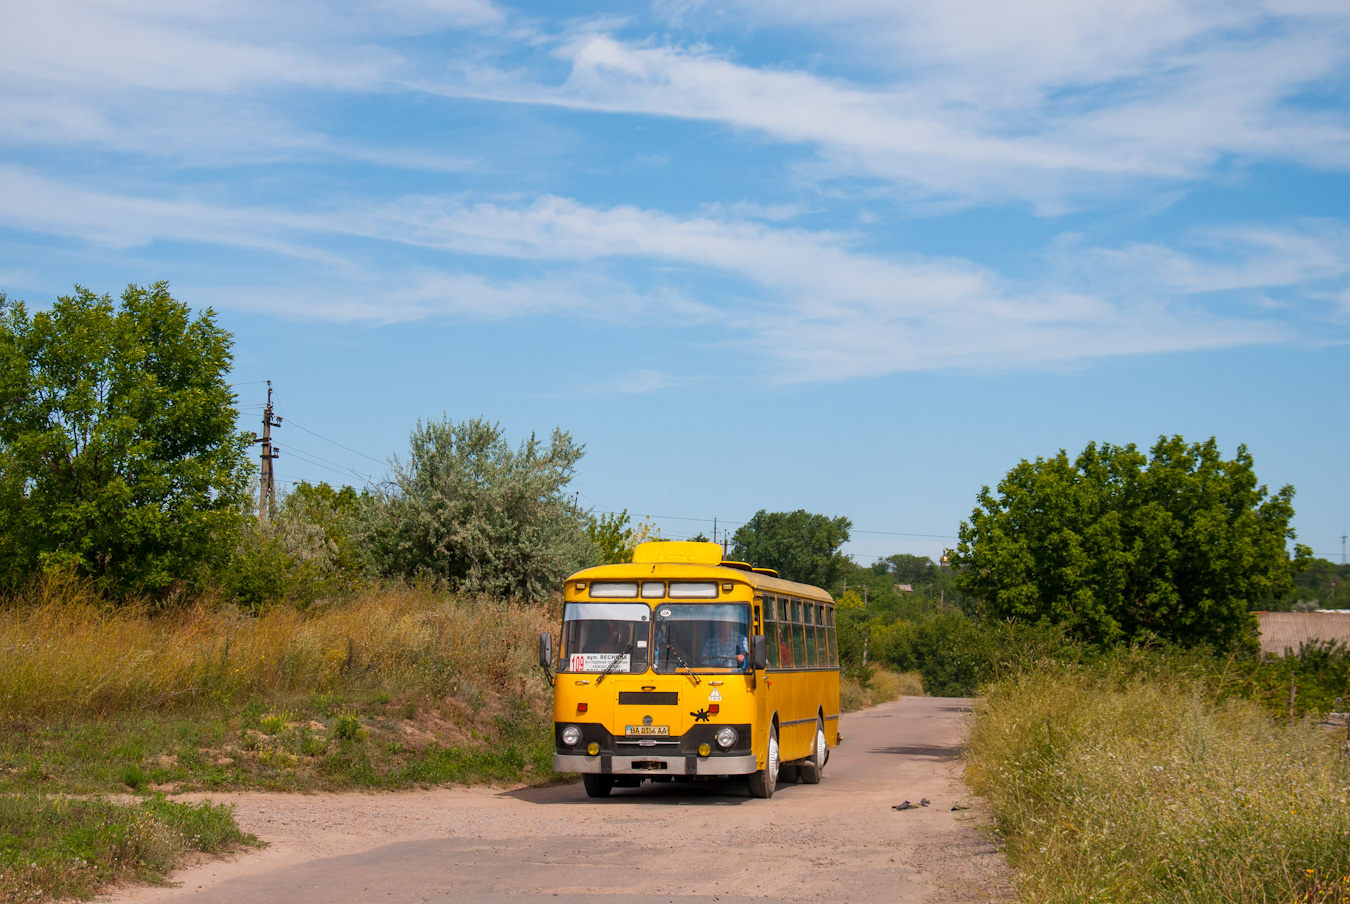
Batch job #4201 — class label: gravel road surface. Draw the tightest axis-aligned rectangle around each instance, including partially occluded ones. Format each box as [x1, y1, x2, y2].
[102, 696, 1014, 904]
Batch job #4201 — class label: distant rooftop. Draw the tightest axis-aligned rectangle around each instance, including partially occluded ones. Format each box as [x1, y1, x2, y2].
[1256, 611, 1350, 656]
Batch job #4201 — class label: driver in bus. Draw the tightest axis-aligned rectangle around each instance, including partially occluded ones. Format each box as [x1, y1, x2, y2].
[701, 620, 749, 670]
[596, 623, 628, 653]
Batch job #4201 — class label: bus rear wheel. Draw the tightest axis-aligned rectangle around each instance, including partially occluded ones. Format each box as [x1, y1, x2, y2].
[747, 728, 779, 799]
[799, 719, 826, 784]
[582, 774, 615, 798]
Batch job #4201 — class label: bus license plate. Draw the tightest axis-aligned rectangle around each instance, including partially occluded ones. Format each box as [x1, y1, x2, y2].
[625, 725, 669, 736]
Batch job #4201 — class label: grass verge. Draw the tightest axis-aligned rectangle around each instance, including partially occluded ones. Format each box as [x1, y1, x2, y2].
[966, 662, 1350, 904]
[0, 794, 254, 904]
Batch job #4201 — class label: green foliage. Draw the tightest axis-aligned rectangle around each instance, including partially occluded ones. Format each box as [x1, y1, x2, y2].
[1278, 555, 1350, 611]
[0, 283, 251, 597]
[952, 436, 1307, 649]
[873, 553, 937, 584]
[224, 481, 366, 611]
[587, 508, 635, 564]
[355, 417, 592, 600]
[873, 612, 1081, 696]
[730, 509, 852, 587]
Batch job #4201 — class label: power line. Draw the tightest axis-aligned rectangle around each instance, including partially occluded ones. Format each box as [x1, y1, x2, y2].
[280, 446, 376, 486]
[282, 418, 388, 467]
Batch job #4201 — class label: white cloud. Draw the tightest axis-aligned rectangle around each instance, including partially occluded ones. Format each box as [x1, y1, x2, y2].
[442, 2, 1350, 209]
[1052, 221, 1350, 297]
[188, 271, 707, 326]
[8, 164, 1334, 376]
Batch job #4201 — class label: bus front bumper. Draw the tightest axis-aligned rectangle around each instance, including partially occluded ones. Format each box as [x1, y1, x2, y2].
[555, 753, 758, 776]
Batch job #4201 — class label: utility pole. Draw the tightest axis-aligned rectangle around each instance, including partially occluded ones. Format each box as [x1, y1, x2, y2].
[1342, 535, 1347, 565]
[256, 382, 281, 522]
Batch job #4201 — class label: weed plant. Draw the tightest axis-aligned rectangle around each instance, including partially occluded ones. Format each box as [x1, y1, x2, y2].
[0, 793, 253, 903]
[966, 662, 1350, 904]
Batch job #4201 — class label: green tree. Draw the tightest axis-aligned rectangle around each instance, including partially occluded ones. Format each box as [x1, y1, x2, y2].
[729, 509, 853, 588]
[588, 509, 635, 565]
[0, 284, 251, 597]
[874, 553, 938, 585]
[225, 481, 365, 612]
[1279, 556, 1350, 611]
[356, 417, 592, 600]
[952, 436, 1308, 649]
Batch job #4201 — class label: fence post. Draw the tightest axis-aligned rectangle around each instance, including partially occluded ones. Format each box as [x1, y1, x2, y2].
[1287, 673, 1297, 727]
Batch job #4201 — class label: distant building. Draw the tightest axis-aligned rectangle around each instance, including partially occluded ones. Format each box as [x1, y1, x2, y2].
[1256, 611, 1350, 656]
[895, 583, 913, 593]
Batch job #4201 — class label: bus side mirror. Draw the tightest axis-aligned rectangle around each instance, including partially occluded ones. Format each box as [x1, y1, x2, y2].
[539, 632, 554, 669]
[751, 635, 767, 671]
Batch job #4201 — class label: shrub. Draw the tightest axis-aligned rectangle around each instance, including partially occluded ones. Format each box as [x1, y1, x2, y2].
[354, 417, 593, 601]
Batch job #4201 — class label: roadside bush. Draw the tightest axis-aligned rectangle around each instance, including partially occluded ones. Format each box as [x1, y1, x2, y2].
[354, 417, 593, 601]
[873, 612, 1080, 696]
[223, 481, 365, 612]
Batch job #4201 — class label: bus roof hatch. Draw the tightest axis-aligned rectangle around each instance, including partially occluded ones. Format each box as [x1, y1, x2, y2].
[632, 540, 724, 566]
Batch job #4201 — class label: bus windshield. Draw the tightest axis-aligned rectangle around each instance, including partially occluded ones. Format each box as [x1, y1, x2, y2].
[654, 603, 750, 673]
[560, 603, 650, 674]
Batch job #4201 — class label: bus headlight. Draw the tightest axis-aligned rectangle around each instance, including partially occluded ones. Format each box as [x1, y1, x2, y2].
[561, 725, 582, 747]
[715, 727, 737, 749]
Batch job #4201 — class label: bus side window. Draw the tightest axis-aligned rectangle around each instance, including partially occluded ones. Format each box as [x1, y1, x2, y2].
[805, 601, 818, 666]
[820, 604, 831, 669]
[764, 596, 780, 669]
[777, 597, 793, 668]
[790, 599, 806, 668]
[815, 604, 826, 668]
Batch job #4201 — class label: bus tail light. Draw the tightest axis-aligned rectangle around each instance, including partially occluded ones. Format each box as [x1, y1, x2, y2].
[577, 702, 588, 713]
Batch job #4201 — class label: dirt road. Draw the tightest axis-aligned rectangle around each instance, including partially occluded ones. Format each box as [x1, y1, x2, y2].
[103, 696, 1013, 904]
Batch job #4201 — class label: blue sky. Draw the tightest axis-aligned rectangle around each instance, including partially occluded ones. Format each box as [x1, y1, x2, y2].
[2, 0, 1347, 566]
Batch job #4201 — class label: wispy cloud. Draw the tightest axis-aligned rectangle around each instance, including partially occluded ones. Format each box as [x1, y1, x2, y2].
[6, 165, 1336, 378]
[404, 1, 1350, 210]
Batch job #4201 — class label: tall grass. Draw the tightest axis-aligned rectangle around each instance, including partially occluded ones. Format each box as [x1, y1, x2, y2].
[967, 662, 1350, 904]
[0, 573, 555, 722]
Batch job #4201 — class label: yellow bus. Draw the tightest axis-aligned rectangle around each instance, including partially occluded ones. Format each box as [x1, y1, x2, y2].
[540, 540, 840, 798]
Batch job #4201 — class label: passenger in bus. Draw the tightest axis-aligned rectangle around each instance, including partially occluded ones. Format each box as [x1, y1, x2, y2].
[700, 620, 749, 670]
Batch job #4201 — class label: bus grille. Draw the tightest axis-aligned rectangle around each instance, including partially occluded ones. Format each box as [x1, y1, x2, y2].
[617, 691, 679, 706]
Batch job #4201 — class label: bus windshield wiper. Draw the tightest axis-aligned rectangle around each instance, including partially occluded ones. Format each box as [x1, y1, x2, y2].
[660, 636, 701, 685]
[595, 642, 632, 685]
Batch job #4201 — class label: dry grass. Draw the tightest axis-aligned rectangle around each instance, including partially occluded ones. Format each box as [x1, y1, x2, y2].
[841, 667, 924, 712]
[966, 663, 1350, 904]
[0, 573, 555, 722]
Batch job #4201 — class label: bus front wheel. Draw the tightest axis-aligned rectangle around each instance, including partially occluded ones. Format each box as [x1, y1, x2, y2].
[582, 774, 615, 798]
[747, 728, 779, 799]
